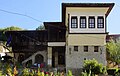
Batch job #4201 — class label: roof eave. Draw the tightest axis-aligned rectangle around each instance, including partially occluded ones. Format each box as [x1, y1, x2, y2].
[62, 3, 115, 17]
[105, 3, 115, 17]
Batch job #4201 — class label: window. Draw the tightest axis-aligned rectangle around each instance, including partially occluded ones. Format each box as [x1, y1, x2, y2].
[84, 46, 88, 52]
[74, 46, 78, 51]
[97, 16, 104, 28]
[89, 17, 95, 28]
[84, 58, 87, 60]
[94, 46, 99, 52]
[80, 16, 86, 28]
[71, 16, 78, 28]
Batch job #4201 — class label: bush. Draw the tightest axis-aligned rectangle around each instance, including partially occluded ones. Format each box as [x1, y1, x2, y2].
[67, 70, 73, 76]
[107, 68, 120, 76]
[83, 58, 106, 75]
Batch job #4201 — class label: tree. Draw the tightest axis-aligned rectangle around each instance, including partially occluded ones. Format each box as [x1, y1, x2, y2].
[106, 39, 120, 63]
[0, 26, 23, 42]
[2, 26, 23, 31]
[36, 25, 45, 30]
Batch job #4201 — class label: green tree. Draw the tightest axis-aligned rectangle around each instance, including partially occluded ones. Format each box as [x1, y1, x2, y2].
[2, 26, 23, 31]
[83, 59, 106, 76]
[36, 25, 45, 30]
[0, 26, 23, 41]
[0, 26, 23, 47]
[106, 39, 120, 63]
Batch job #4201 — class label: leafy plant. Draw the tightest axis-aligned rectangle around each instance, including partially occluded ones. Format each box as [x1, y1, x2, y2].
[83, 58, 106, 76]
[67, 70, 73, 76]
[106, 39, 120, 64]
[21, 67, 29, 76]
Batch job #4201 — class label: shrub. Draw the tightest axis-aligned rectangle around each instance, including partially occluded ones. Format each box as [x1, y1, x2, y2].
[67, 70, 73, 76]
[83, 58, 106, 75]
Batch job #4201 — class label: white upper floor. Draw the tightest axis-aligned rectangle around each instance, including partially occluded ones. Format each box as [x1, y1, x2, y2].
[62, 3, 114, 33]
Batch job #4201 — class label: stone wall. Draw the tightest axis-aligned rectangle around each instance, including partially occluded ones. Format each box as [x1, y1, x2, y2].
[66, 45, 106, 70]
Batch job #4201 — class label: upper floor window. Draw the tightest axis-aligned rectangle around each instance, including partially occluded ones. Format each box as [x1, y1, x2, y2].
[80, 16, 86, 28]
[94, 46, 99, 52]
[71, 16, 78, 28]
[89, 17, 95, 28]
[97, 16, 104, 28]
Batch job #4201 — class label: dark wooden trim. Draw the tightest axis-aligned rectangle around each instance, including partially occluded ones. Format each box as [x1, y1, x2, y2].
[97, 16, 104, 28]
[62, 3, 114, 8]
[80, 16, 87, 28]
[105, 16, 107, 33]
[105, 3, 115, 17]
[68, 33, 108, 34]
[68, 14, 70, 34]
[88, 16, 95, 28]
[62, 3, 66, 25]
[68, 14, 70, 27]
[71, 16, 78, 28]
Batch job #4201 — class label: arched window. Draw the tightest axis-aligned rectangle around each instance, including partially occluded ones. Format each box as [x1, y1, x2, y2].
[35, 54, 44, 64]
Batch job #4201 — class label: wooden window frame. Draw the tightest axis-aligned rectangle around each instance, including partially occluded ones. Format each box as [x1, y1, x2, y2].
[97, 16, 104, 28]
[71, 16, 78, 28]
[80, 16, 86, 28]
[89, 16, 95, 28]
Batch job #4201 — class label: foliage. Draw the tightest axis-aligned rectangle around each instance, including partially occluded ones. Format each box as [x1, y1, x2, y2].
[2, 63, 13, 76]
[0, 62, 68, 76]
[0, 26, 23, 49]
[37, 68, 41, 76]
[2, 26, 23, 32]
[36, 25, 45, 30]
[21, 67, 29, 76]
[0, 26, 23, 43]
[106, 39, 120, 63]
[83, 58, 106, 75]
[107, 68, 120, 76]
[81, 70, 90, 76]
[67, 70, 73, 76]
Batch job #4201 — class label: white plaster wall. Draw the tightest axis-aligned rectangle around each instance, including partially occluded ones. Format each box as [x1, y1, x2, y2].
[66, 7, 108, 33]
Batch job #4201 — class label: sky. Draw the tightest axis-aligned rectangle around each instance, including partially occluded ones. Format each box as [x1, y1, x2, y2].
[0, 0, 120, 34]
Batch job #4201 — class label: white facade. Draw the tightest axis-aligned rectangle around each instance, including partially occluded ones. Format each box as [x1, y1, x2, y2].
[66, 7, 108, 33]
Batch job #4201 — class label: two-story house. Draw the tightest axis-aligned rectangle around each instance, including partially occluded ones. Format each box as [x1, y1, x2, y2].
[63, 3, 114, 73]
[5, 3, 114, 74]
